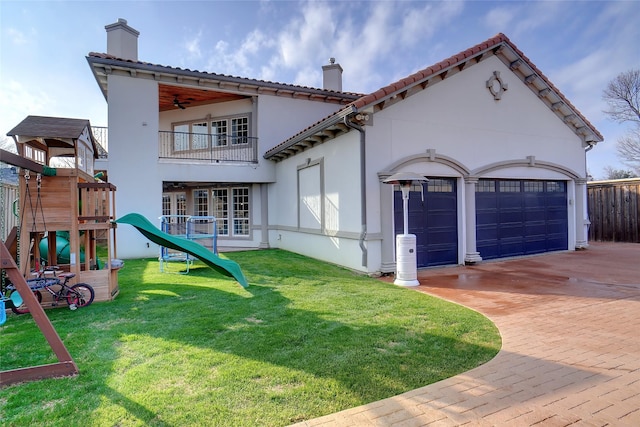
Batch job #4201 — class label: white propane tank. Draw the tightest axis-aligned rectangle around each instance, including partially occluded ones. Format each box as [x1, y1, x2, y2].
[395, 234, 420, 286]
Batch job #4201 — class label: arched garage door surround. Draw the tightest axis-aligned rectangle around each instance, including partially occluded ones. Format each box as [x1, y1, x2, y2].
[378, 152, 583, 272]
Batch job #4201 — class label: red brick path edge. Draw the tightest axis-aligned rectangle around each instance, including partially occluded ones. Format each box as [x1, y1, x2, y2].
[292, 242, 640, 426]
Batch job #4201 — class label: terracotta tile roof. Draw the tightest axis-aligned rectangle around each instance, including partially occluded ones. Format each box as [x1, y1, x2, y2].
[87, 52, 364, 100]
[265, 33, 603, 161]
[352, 33, 601, 140]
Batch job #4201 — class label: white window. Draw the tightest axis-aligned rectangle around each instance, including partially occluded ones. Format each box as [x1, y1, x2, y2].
[173, 115, 249, 152]
[212, 189, 229, 235]
[162, 193, 187, 218]
[231, 117, 249, 145]
[192, 122, 209, 150]
[211, 120, 227, 147]
[211, 187, 250, 237]
[24, 145, 46, 164]
[173, 124, 190, 151]
[162, 192, 187, 235]
[173, 122, 209, 151]
[232, 188, 250, 235]
[167, 187, 249, 237]
[193, 190, 209, 216]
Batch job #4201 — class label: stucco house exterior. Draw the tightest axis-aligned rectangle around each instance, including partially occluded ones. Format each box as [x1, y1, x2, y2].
[87, 19, 602, 275]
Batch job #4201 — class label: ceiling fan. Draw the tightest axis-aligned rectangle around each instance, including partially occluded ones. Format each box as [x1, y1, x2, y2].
[172, 95, 191, 109]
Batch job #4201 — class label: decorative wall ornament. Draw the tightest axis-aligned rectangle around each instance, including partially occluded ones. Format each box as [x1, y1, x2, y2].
[486, 71, 508, 100]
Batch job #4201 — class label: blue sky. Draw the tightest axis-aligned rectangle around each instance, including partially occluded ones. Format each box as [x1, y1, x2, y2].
[1, 0, 639, 179]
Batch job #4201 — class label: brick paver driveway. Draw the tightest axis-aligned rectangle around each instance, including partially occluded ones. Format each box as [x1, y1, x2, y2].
[293, 242, 640, 426]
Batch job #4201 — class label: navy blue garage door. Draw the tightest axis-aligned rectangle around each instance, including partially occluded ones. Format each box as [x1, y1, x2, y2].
[476, 180, 568, 260]
[393, 178, 458, 267]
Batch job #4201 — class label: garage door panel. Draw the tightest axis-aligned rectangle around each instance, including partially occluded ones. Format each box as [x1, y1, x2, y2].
[546, 221, 567, 234]
[428, 212, 457, 228]
[525, 238, 547, 254]
[394, 178, 457, 267]
[476, 211, 497, 223]
[476, 179, 568, 260]
[525, 222, 547, 235]
[500, 239, 525, 257]
[427, 229, 456, 245]
[524, 195, 545, 208]
[500, 224, 525, 239]
[500, 211, 525, 223]
[500, 196, 523, 209]
[476, 197, 497, 210]
[546, 209, 567, 221]
[477, 225, 497, 241]
[525, 209, 546, 221]
[426, 247, 459, 267]
[546, 235, 567, 251]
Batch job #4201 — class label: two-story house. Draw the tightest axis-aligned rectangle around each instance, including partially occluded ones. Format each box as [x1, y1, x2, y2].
[87, 19, 602, 276]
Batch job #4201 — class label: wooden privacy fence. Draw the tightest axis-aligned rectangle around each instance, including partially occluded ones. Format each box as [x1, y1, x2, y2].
[587, 178, 640, 243]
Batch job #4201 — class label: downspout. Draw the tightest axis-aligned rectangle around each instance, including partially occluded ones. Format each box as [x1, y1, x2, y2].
[582, 140, 596, 246]
[343, 115, 367, 267]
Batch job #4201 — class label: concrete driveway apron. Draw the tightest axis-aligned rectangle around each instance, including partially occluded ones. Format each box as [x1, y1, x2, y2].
[293, 242, 640, 426]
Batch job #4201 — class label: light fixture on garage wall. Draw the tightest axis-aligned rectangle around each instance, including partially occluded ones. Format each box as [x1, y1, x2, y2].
[383, 172, 429, 286]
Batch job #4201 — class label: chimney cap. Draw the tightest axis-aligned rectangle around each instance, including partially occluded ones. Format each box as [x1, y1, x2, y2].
[105, 18, 140, 36]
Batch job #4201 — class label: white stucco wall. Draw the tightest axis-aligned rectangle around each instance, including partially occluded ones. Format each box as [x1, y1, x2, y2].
[369, 55, 586, 270]
[257, 95, 343, 155]
[367, 56, 586, 179]
[269, 55, 589, 274]
[107, 75, 160, 258]
[269, 131, 368, 271]
[107, 73, 346, 258]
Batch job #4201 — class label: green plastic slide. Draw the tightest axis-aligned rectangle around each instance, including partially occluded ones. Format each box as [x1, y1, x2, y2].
[115, 213, 248, 288]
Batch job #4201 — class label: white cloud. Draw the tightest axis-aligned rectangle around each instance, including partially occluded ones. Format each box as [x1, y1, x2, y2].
[183, 30, 203, 60]
[483, 7, 515, 32]
[0, 80, 55, 135]
[194, 1, 467, 92]
[6, 27, 28, 45]
[511, 1, 565, 38]
[277, 1, 336, 69]
[551, 2, 640, 123]
[401, 1, 464, 45]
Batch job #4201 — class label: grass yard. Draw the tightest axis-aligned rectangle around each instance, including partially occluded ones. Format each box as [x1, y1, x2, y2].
[0, 249, 500, 426]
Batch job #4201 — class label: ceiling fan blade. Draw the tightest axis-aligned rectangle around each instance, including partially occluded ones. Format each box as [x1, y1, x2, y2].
[172, 95, 190, 109]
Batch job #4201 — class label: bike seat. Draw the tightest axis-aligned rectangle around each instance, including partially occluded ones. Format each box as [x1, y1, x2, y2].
[58, 273, 76, 279]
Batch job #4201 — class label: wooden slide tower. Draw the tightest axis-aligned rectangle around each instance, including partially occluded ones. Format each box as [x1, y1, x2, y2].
[1, 115, 118, 386]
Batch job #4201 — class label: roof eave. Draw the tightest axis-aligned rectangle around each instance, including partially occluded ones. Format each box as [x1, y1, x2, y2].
[86, 54, 361, 104]
[264, 105, 357, 161]
[494, 42, 604, 144]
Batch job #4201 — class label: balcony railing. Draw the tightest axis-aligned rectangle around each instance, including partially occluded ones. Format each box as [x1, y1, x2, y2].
[90, 128, 259, 164]
[159, 131, 258, 163]
[91, 126, 108, 159]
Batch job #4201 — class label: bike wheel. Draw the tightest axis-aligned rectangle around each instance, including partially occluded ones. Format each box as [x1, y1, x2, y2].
[10, 290, 43, 315]
[67, 284, 95, 308]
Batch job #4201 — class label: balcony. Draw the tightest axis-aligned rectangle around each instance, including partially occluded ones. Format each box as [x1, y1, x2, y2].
[90, 128, 259, 164]
[92, 126, 108, 159]
[159, 131, 258, 163]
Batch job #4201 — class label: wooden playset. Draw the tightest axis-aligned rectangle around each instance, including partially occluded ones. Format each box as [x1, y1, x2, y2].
[3, 116, 120, 302]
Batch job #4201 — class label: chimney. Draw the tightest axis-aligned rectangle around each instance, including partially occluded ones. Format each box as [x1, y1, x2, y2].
[322, 58, 343, 92]
[105, 18, 140, 61]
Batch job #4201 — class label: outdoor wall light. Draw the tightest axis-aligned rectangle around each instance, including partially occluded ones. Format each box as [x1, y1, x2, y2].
[383, 172, 428, 286]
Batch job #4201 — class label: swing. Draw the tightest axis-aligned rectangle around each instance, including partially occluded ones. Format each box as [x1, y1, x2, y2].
[0, 291, 23, 326]
[0, 146, 78, 385]
[20, 170, 49, 271]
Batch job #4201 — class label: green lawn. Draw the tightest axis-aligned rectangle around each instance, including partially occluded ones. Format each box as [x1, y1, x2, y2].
[0, 249, 500, 426]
